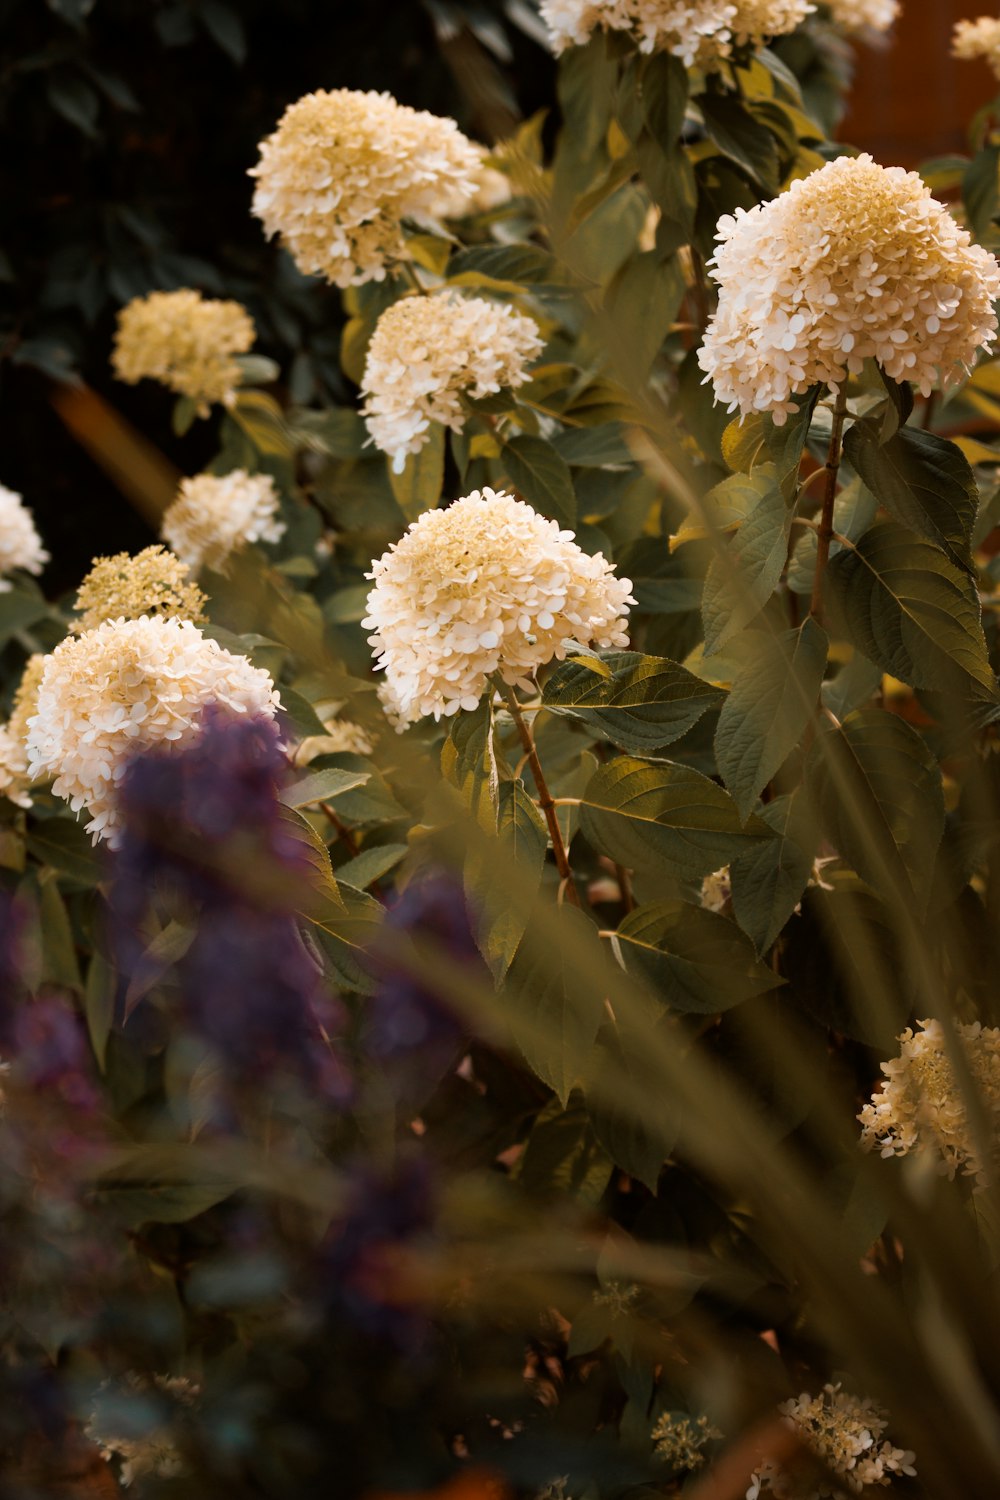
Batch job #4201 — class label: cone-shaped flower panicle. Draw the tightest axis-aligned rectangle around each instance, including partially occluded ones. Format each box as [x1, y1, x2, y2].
[826, 0, 899, 32]
[361, 292, 544, 471]
[250, 89, 482, 288]
[539, 0, 813, 66]
[748, 1384, 915, 1498]
[26, 616, 280, 845]
[0, 484, 49, 589]
[112, 289, 255, 412]
[363, 488, 634, 729]
[74, 545, 207, 633]
[858, 1018, 1000, 1186]
[161, 470, 285, 573]
[698, 153, 1000, 424]
[953, 17, 1000, 80]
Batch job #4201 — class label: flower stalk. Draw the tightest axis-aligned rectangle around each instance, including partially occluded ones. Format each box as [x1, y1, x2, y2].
[809, 385, 850, 624]
[495, 677, 580, 907]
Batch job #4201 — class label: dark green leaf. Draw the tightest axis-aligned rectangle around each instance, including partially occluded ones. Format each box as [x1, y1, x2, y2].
[580, 756, 776, 878]
[700, 94, 779, 192]
[613, 899, 783, 1012]
[85, 953, 116, 1071]
[388, 421, 445, 520]
[199, 0, 247, 63]
[714, 620, 828, 820]
[586, 1001, 679, 1190]
[27, 818, 102, 885]
[310, 882, 383, 994]
[501, 433, 577, 525]
[843, 421, 977, 570]
[604, 251, 686, 376]
[552, 423, 634, 467]
[441, 699, 511, 832]
[515, 1096, 614, 1207]
[702, 466, 789, 652]
[543, 649, 724, 753]
[964, 146, 1000, 240]
[729, 792, 817, 954]
[279, 767, 370, 809]
[467, 779, 548, 984]
[47, 71, 100, 136]
[506, 905, 608, 1105]
[0, 589, 50, 645]
[334, 843, 407, 891]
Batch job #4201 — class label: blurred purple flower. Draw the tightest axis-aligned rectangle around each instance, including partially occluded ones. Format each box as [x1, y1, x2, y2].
[111, 709, 348, 1103]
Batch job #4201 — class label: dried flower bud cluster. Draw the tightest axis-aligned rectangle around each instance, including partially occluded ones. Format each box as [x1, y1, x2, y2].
[361, 292, 544, 471]
[952, 16, 1000, 80]
[74, 545, 207, 632]
[161, 469, 285, 573]
[652, 1413, 723, 1470]
[250, 89, 481, 288]
[111, 289, 255, 413]
[825, 0, 898, 32]
[0, 483, 49, 589]
[699, 153, 1000, 424]
[0, 655, 47, 810]
[858, 1018, 1000, 1184]
[539, 0, 813, 66]
[25, 616, 280, 844]
[364, 488, 634, 729]
[748, 1384, 915, 1498]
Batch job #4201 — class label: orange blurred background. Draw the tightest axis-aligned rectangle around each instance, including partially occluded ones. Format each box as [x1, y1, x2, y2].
[842, 0, 998, 166]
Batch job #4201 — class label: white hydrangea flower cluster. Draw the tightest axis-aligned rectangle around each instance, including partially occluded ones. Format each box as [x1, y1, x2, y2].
[858, 1018, 1000, 1185]
[700, 866, 732, 912]
[88, 1373, 199, 1488]
[26, 616, 280, 845]
[652, 1412, 723, 1469]
[748, 1385, 915, 1499]
[0, 484, 49, 590]
[464, 146, 514, 214]
[825, 0, 898, 33]
[361, 292, 544, 471]
[539, 0, 813, 67]
[953, 17, 1000, 81]
[699, 153, 1000, 424]
[74, 545, 206, 632]
[364, 488, 634, 729]
[161, 469, 285, 573]
[250, 89, 481, 288]
[111, 289, 255, 413]
[0, 656, 47, 810]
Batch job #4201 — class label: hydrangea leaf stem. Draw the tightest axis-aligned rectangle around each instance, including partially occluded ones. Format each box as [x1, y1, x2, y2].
[809, 385, 850, 623]
[494, 676, 581, 908]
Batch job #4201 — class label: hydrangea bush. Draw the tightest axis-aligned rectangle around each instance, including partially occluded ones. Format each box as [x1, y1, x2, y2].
[5, 11, 1000, 1500]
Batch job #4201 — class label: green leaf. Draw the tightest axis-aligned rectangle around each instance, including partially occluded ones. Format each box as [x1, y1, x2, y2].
[0, 589, 50, 645]
[552, 423, 634, 467]
[700, 94, 779, 192]
[277, 806, 346, 915]
[388, 422, 445, 520]
[580, 756, 776, 878]
[95, 1180, 237, 1228]
[542, 649, 724, 753]
[767, 387, 821, 498]
[714, 620, 828, 820]
[26, 818, 102, 885]
[230, 390, 295, 457]
[640, 50, 688, 147]
[200, 0, 246, 62]
[47, 71, 100, 136]
[617, 536, 707, 613]
[807, 708, 945, 910]
[964, 146, 1000, 240]
[441, 699, 511, 833]
[843, 421, 977, 570]
[85, 952, 116, 1071]
[37, 872, 82, 991]
[501, 433, 577, 525]
[701, 466, 789, 652]
[506, 905, 608, 1105]
[446, 243, 568, 293]
[729, 792, 817, 954]
[334, 843, 407, 891]
[586, 1000, 680, 1190]
[827, 520, 998, 703]
[124, 920, 195, 1018]
[279, 767, 370, 809]
[514, 1095, 614, 1207]
[612, 900, 783, 1012]
[310, 881, 383, 994]
[467, 780, 548, 984]
[604, 251, 686, 375]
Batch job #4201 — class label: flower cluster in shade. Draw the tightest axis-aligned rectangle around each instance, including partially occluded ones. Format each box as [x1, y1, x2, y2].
[824, 0, 898, 32]
[698, 153, 1000, 424]
[293, 717, 375, 765]
[539, 0, 814, 66]
[858, 1018, 1000, 1185]
[952, 17, 1000, 80]
[464, 146, 514, 214]
[363, 489, 634, 729]
[25, 615, 280, 845]
[73, 546, 207, 632]
[0, 655, 45, 810]
[111, 289, 255, 413]
[112, 711, 347, 1103]
[250, 88, 482, 289]
[747, 1385, 916, 1499]
[361, 291, 544, 471]
[0, 483, 49, 590]
[161, 469, 285, 573]
[87, 1374, 200, 1488]
[652, 1412, 723, 1471]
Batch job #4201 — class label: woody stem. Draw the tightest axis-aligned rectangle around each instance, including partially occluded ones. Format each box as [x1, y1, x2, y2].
[495, 678, 581, 907]
[809, 386, 850, 624]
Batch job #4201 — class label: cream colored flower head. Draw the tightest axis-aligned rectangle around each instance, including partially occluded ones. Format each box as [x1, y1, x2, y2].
[293, 718, 374, 766]
[26, 616, 280, 845]
[250, 88, 481, 289]
[748, 1384, 916, 1499]
[824, 0, 899, 33]
[111, 289, 255, 413]
[161, 470, 285, 573]
[0, 655, 48, 809]
[88, 1374, 199, 1488]
[74, 545, 207, 633]
[858, 1017, 1000, 1185]
[363, 488, 634, 729]
[651, 1413, 722, 1471]
[698, 153, 1000, 424]
[0, 484, 49, 590]
[539, 0, 813, 66]
[953, 17, 1000, 81]
[361, 292, 544, 472]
